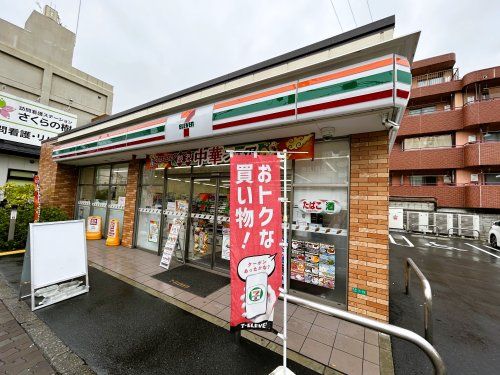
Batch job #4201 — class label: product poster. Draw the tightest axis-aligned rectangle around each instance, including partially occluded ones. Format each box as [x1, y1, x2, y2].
[290, 240, 335, 289]
[160, 219, 182, 269]
[230, 155, 282, 332]
[222, 228, 230, 260]
[148, 220, 159, 243]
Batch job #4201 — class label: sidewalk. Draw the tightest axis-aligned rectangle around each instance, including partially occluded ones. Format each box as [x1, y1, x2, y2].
[0, 300, 54, 374]
[87, 240, 393, 375]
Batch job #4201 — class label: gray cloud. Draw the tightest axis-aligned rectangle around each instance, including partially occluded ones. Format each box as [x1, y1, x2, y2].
[2, 0, 499, 113]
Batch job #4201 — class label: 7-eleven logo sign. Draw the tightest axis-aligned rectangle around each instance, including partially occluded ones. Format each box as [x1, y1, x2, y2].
[179, 109, 196, 138]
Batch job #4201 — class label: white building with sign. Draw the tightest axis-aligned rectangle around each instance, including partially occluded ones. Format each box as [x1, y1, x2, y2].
[0, 6, 113, 188]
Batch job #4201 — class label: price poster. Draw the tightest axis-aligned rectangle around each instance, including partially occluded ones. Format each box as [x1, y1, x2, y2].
[229, 155, 282, 332]
[148, 220, 159, 243]
[160, 219, 182, 269]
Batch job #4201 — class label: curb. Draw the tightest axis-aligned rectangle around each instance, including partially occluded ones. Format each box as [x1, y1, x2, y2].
[0, 279, 95, 375]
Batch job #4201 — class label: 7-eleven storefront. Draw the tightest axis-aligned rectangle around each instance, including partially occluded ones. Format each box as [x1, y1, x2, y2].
[39, 24, 418, 321]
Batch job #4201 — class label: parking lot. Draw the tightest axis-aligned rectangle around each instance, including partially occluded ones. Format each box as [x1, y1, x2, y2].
[389, 232, 500, 374]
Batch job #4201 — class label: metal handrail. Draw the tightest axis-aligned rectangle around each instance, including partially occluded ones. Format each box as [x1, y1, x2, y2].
[409, 224, 440, 236]
[447, 227, 480, 238]
[404, 258, 433, 344]
[279, 293, 446, 375]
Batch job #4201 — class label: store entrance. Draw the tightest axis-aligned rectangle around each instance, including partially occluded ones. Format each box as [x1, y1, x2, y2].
[187, 175, 230, 272]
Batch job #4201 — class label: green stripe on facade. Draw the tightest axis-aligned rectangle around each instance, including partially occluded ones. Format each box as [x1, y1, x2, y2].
[397, 70, 412, 84]
[297, 71, 394, 103]
[53, 125, 165, 156]
[212, 94, 295, 122]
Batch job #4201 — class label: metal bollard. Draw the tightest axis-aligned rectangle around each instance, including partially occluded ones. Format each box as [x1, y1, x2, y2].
[7, 205, 18, 241]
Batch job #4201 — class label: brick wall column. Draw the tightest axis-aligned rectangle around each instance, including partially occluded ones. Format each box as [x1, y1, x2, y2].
[39, 141, 78, 218]
[348, 130, 390, 322]
[121, 158, 140, 248]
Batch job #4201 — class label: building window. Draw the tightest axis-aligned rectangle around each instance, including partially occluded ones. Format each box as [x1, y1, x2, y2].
[484, 173, 500, 185]
[408, 105, 436, 116]
[6, 169, 36, 185]
[484, 131, 500, 142]
[403, 134, 452, 150]
[410, 176, 438, 186]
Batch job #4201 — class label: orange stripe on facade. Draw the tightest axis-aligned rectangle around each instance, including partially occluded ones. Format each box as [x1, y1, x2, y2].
[54, 117, 166, 150]
[214, 84, 297, 110]
[298, 57, 394, 89]
[396, 57, 410, 67]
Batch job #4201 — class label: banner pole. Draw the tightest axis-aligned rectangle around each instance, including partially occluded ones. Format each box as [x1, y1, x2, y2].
[282, 149, 288, 372]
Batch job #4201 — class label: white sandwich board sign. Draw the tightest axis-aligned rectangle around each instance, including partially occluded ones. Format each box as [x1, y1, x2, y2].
[20, 220, 89, 311]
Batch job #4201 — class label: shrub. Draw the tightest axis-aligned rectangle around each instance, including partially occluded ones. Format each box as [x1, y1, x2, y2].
[0, 204, 69, 251]
[0, 183, 34, 208]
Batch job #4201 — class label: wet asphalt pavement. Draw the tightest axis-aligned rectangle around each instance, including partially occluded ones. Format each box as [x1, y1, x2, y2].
[0, 256, 316, 375]
[389, 232, 500, 375]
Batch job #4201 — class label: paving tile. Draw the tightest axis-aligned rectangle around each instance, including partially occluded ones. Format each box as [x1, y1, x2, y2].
[363, 360, 380, 375]
[214, 293, 230, 306]
[364, 329, 379, 346]
[314, 312, 341, 331]
[330, 348, 363, 375]
[300, 338, 332, 365]
[188, 296, 210, 309]
[338, 320, 365, 341]
[175, 291, 197, 303]
[254, 329, 278, 341]
[275, 330, 306, 352]
[334, 333, 364, 358]
[308, 324, 336, 346]
[200, 301, 226, 316]
[363, 343, 379, 365]
[216, 307, 230, 321]
[286, 316, 312, 337]
[292, 306, 318, 323]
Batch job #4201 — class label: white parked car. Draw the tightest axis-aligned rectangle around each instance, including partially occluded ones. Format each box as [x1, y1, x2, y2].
[488, 221, 500, 249]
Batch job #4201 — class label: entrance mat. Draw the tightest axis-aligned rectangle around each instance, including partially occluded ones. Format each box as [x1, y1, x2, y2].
[152, 265, 229, 298]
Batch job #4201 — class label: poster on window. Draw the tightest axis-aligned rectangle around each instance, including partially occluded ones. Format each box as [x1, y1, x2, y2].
[222, 228, 230, 260]
[290, 240, 335, 289]
[230, 155, 282, 332]
[148, 220, 159, 243]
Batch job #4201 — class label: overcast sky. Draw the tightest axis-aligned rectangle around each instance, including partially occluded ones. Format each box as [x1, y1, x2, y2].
[2, 0, 499, 114]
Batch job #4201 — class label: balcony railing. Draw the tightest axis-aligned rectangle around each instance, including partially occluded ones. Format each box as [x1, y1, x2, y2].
[413, 68, 459, 88]
[463, 141, 500, 167]
[399, 107, 463, 137]
[390, 146, 464, 170]
[463, 97, 500, 128]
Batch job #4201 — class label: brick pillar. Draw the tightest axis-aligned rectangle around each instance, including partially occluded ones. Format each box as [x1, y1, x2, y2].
[121, 158, 140, 248]
[39, 141, 78, 218]
[348, 130, 390, 322]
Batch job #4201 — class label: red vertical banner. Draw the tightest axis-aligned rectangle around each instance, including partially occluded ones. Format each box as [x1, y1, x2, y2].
[230, 154, 282, 332]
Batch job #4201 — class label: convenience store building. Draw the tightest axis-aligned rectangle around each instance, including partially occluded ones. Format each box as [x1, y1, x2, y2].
[38, 16, 419, 322]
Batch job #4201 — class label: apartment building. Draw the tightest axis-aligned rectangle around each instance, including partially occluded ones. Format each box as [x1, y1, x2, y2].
[389, 53, 500, 238]
[0, 6, 113, 186]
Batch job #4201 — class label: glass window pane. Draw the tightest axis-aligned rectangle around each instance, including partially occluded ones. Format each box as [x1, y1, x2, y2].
[484, 132, 500, 142]
[109, 185, 126, 205]
[96, 165, 111, 185]
[140, 185, 163, 208]
[141, 167, 165, 185]
[111, 163, 128, 184]
[80, 167, 94, 184]
[94, 185, 109, 202]
[78, 185, 93, 202]
[485, 173, 500, 185]
[294, 140, 349, 185]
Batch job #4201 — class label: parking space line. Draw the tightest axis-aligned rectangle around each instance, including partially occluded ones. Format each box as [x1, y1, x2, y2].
[465, 243, 500, 259]
[389, 234, 396, 244]
[484, 245, 498, 251]
[401, 236, 414, 247]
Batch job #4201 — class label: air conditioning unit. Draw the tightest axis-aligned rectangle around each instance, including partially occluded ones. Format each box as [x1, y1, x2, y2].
[471, 174, 479, 182]
[468, 135, 477, 143]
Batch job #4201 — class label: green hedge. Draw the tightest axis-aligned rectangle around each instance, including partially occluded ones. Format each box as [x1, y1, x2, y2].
[0, 204, 69, 251]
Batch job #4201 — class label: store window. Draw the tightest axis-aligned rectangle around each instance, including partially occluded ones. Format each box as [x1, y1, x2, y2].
[76, 163, 129, 237]
[6, 169, 36, 185]
[290, 139, 349, 307]
[136, 167, 164, 252]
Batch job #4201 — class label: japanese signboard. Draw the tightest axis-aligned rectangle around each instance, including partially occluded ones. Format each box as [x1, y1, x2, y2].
[160, 219, 182, 269]
[33, 175, 40, 223]
[0, 91, 77, 146]
[299, 199, 342, 214]
[230, 155, 282, 332]
[145, 133, 314, 169]
[148, 220, 159, 243]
